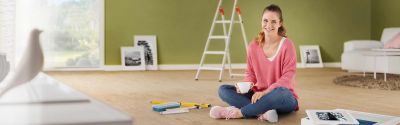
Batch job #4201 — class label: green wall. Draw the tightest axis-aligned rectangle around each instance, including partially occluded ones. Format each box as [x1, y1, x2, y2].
[105, 0, 371, 65]
[371, 0, 400, 40]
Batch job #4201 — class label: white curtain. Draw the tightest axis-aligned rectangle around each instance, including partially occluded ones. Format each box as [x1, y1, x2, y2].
[0, 0, 15, 70]
[15, 0, 102, 68]
[1, 0, 102, 69]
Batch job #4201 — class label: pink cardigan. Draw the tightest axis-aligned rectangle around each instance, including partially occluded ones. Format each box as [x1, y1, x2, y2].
[243, 38, 299, 100]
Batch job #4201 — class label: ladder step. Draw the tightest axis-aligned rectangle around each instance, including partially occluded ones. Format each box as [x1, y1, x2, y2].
[200, 67, 223, 71]
[230, 73, 246, 77]
[209, 36, 228, 39]
[204, 51, 225, 55]
[215, 20, 241, 23]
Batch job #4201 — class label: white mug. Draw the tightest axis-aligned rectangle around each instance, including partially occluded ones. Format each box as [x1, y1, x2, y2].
[236, 82, 252, 94]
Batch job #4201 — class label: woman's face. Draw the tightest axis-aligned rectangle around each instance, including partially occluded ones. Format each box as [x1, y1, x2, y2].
[261, 11, 282, 36]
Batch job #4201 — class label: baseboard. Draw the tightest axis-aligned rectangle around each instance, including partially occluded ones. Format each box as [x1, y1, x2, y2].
[103, 62, 341, 71]
[103, 64, 247, 71]
[323, 62, 341, 68]
[44, 62, 341, 71]
[44, 67, 104, 71]
[297, 62, 341, 68]
[100, 65, 123, 71]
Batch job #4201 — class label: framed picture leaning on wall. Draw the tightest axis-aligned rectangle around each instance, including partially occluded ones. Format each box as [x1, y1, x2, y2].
[299, 45, 323, 68]
[121, 46, 145, 70]
[134, 35, 158, 70]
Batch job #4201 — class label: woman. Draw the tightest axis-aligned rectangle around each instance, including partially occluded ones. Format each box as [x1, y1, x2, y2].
[209, 4, 299, 122]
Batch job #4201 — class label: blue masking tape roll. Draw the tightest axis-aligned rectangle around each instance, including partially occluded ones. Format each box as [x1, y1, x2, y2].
[152, 102, 180, 112]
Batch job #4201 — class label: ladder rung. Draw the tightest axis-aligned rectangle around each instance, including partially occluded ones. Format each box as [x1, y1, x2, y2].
[209, 36, 228, 39]
[204, 51, 225, 55]
[230, 73, 246, 76]
[200, 67, 223, 71]
[215, 20, 241, 23]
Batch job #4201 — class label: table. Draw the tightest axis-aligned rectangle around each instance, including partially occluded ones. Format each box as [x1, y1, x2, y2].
[363, 49, 400, 81]
[0, 73, 133, 125]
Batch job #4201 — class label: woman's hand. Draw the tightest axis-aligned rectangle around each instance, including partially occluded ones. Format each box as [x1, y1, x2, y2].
[251, 90, 270, 104]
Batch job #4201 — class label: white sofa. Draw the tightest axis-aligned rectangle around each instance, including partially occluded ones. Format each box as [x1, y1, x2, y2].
[341, 27, 400, 74]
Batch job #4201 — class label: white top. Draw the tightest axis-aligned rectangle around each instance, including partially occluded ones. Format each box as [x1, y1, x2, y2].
[267, 37, 286, 61]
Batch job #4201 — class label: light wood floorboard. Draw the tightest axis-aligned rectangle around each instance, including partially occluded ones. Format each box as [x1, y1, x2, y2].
[46, 68, 400, 125]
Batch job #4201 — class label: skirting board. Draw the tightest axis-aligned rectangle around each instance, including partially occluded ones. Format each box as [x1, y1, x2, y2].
[297, 62, 341, 69]
[101, 62, 341, 71]
[103, 64, 246, 71]
[42, 62, 341, 71]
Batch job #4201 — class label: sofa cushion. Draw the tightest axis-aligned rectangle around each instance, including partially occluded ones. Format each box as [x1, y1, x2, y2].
[384, 33, 400, 48]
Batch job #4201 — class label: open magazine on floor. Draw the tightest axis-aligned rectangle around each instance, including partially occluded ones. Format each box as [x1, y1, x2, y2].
[302, 109, 400, 125]
[305, 109, 359, 125]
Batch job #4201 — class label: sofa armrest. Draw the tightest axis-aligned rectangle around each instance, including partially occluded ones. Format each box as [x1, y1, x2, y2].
[344, 40, 382, 52]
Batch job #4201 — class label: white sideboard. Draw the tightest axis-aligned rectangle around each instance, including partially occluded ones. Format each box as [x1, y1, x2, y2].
[0, 73, 133, 125]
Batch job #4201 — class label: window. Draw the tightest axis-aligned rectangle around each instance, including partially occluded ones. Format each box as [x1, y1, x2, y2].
[15, 0, 104, 69]
[0, 0, 16, 69]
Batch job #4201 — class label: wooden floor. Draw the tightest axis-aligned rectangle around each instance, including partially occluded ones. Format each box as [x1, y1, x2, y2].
[46, 68, 400, 125]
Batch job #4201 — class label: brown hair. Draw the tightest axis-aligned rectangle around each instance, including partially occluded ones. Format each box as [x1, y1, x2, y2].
[257, 4, 286, 46]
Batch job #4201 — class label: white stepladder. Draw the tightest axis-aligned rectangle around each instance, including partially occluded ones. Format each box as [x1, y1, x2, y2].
[195, 0, 248, 82]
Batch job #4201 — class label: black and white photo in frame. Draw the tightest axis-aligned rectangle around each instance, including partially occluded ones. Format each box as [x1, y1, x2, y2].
[305, 110, 359, 125]
[134, 35, 158, 70]
[121, 46, 145, 70]
[299, 45, 323, 68]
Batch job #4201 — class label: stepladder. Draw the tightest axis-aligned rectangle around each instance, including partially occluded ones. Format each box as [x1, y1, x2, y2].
[195, 0, 248, 82]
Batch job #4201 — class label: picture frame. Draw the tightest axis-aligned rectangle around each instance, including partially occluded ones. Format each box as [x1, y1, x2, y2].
[299, 45, 323, 68]
[134, 35, 158, 70]
[335, 109, 400, 125]
[305, 109, 359, 125]
[121, 46, 145, 70]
